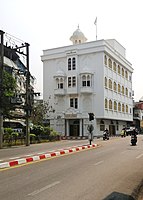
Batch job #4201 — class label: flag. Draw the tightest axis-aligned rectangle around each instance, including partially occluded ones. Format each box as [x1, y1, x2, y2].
[94, 17, 97, 25]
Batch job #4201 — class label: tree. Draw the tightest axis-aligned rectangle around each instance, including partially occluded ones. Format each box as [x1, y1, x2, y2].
[30, 100, 55, 126]
[3, 69, 17, 118]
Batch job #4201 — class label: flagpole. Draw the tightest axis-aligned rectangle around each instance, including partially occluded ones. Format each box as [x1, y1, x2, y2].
[96, 22, 97, 40]
[94, 17, 97, 40]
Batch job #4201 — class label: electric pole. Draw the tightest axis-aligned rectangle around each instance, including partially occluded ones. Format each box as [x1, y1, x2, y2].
[25, 43, 30, 146]
[0, 30, 4, 149]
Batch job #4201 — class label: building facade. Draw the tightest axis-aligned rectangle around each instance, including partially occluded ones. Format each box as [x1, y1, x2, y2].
[41, 27, 134, 138]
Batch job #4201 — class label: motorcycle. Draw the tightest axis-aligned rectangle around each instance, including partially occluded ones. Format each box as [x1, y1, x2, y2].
[103, 131, 109, 140]
[131, 134, 137, 146]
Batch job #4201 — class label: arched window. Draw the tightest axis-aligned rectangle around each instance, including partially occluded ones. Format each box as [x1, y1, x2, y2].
[122, 68, 124, 77]
[125, 70, 128, 79]
[109, 100, 112, 110]
[113, 62, 116, 72]
[104, 55, 107, 65]
[118, 65, 120, 74]
[82, 75, 86, 86]
[114, 101, 117, 111]
[118, 84, 121, 93]
[126, 105, 128, 113]
[105, 77, 107, 87]
[122, 86, 124, 95]
[87, 75, 91, 86]
[122, 104, 125, 112]
[118, 102, 121, 112]
[114, 82, 117, 92]
[72, 57, 76, 70]
[126, 88, 128, 96]
[105, 99, 108, 109]
[109, 79, 112, 90]
[56, 77, 64, 89]
[108, 58, 112, 69]
[68, 58, 71, 70]
[82, 75, 91, 87]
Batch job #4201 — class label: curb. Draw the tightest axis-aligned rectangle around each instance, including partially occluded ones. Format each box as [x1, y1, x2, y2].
[0, 144, 98, 169]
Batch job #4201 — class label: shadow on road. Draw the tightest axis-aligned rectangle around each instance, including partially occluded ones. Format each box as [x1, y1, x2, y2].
[103, 191, 135, 200]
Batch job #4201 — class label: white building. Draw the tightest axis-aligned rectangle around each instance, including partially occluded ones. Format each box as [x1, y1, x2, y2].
[41, 27, 134, 138]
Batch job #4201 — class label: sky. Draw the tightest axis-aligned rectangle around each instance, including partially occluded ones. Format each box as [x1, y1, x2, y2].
[0, 0, 142, 101]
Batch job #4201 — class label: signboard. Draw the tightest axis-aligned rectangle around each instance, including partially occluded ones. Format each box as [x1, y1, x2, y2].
[65, 114, 77, 119]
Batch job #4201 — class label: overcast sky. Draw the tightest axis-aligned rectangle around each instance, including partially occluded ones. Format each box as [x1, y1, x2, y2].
[0, 0, 142, 101]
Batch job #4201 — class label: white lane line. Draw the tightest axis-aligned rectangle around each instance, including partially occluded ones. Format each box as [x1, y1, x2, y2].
[28, 181, 60, 196]
[9, 157, 20, 160]
[136, 154, 143, 159]
[94, 161, 104, 166]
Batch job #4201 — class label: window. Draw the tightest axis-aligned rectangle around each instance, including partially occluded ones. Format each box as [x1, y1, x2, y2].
[109, 100, 112, 110]
[68, 57, 76, 70]
[100, 120, 105, 131]
[68, 76, 76, 87]
[104, 55, 107, 65]
[105, 77, 107, 87]
[122, 86, 124, 95]
[72, 76, 76, 87]
[125, 70, 128, 79]
[126, 88, 128, 96]
[114, 101, 117, 111]
[70, 98, 78, 109]
[126, 105, 128, 113]
[68, 77, 71, 87]
[114, 82, 117, 92]
[56, 78, 64, 89]
[129, 75, 132, 81]
[58, 83, 63, 89]
[108, 58, 112, 69]
[105, 98, 108, 109]
[118, 65, 120, 74]
[118, 102, 121, 112]
[109, 79, 112, 90]
[72, 57, 76, 70]
[122, 104, 125, 112]
[82, 75, 91, 87]
[122, 68, 124, 77]
[68, 58, 71, 70]
[113, 62, 116, 72]
[118, 84, 121, 93]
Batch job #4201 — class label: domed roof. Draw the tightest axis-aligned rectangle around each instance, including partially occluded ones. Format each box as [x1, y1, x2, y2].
[70, 26, 87, 44]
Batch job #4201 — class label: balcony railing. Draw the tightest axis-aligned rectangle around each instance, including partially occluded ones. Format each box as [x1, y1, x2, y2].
[54, 88, 66, 95]
[80, 86, 93, 94]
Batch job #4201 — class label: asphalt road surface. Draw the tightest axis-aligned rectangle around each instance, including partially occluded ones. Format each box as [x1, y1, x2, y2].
[0, 136, 143, 200]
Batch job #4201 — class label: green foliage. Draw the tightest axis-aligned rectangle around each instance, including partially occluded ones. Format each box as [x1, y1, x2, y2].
[3, 70, 16, 97]
[3, 70, 17, 118]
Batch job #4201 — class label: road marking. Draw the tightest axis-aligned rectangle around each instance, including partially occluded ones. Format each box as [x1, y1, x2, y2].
[136, 154, 143, 159]
[28, 181, 60, 196]
[9, 157, 20, 160]
[94, 160, 104, 166]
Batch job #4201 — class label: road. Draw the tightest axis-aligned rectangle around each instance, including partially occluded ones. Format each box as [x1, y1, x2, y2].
[0, 136, 143, 200]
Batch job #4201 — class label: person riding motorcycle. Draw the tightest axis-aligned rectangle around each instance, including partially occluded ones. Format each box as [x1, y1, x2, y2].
[103, 128, 109, 140]
[131, 128, 137, 145]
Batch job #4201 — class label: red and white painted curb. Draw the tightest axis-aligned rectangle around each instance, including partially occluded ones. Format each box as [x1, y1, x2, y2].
[0, 144, 98, 169]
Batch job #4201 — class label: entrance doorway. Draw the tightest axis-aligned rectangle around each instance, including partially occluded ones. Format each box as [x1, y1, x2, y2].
[69, 119, 80, 137]
[109, 125, 115, 136]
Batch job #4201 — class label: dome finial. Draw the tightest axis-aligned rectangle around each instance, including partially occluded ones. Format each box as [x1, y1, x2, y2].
[70, 26, 87, 45]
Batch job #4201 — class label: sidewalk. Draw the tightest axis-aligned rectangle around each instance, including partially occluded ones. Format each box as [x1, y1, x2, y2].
[0, 143, 98, 169]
